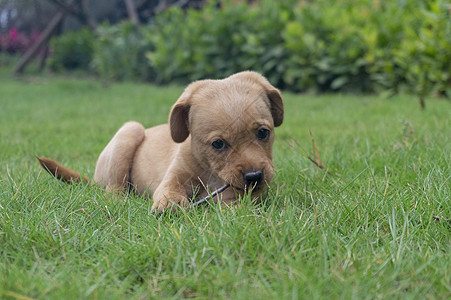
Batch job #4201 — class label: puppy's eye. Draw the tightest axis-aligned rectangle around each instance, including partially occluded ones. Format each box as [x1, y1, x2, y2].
[257, 129, 270, 141]
[211, 139, 227, 151]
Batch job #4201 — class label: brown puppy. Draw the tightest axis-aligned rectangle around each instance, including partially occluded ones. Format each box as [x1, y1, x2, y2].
[39, 71, 283, 212]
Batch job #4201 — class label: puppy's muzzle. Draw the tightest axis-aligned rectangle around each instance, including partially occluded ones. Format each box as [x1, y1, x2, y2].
[243, 169, 264, 190]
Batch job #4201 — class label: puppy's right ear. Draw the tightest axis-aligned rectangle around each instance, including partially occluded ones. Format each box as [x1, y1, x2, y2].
[169, 81, 205, 143]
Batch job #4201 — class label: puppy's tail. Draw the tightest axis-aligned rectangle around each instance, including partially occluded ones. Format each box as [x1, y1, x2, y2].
[36, 156, 89, 184]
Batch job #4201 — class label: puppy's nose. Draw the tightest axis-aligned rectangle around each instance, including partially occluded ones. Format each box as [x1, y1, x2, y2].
[243, 170, 264, 188]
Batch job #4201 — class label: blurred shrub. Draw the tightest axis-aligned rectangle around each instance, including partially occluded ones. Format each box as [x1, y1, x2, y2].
[144, 0, 450, 95]
[0, 28, 28, 53]
[392, 1, 451, 97]
[0, 28, 41, 54]
[87, 0, 451, 96]
[92, 21, 154, 81]
[353, 0, 451, 96]
[283, 1, 375, 92]
[278, 0, 450, 94]
[145, 0, 292, 86]
[48, 28, 94, 71]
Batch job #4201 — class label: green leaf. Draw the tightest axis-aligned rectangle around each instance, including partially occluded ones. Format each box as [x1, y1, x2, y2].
[331, 76, 349, 90]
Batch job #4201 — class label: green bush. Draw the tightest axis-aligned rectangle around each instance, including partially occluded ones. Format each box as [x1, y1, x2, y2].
[282, 0, 451, 94]
[393, 1, 451, 97]
[145, 0, 291, 85]
[48, 28, 94, 71]
[92, 22, 154, 81]
[89, 0, 450, 97]
[358, 0, 451, 96]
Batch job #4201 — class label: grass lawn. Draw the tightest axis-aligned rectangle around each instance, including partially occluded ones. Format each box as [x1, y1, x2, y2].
[0, 69, 450, 299]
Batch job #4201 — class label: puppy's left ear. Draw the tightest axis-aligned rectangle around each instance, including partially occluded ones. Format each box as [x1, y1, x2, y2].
[265, 88, 284, 127]
[169, 80, 207, 143]
[237, 71, 284, 127]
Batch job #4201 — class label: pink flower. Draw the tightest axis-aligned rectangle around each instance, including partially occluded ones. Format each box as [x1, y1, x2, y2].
[9, 28, 18, 40]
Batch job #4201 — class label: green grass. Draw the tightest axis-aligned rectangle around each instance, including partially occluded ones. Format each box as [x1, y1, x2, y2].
[0, 69, 450, 299]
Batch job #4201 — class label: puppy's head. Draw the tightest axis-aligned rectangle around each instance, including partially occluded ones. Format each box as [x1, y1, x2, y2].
[169, 71, 283, 194]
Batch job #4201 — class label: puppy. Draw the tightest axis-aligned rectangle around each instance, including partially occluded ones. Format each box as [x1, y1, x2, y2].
[38, 71, 284, 212]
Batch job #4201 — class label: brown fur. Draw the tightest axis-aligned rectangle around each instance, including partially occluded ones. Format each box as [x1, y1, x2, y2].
[37, 156, 88, 183]
[38, 71, 284, 212]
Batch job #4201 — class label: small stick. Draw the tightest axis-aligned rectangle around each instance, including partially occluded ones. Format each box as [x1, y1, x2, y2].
[189, 184, 230, 208]
[308, 129, 324, 169]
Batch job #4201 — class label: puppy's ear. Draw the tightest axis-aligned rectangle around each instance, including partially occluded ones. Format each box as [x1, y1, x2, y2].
[232, 71, 284, 127]
[265, 88, 284, 127]
[169, 97, 191, 143]
[253, 73, 284, 127]
[169, 81, 206, 143]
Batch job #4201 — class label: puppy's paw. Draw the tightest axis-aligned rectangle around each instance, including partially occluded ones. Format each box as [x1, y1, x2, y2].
[151, 193, 189, 214]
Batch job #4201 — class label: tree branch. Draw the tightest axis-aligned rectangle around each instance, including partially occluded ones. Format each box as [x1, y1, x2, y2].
[124, 0, 140, 24]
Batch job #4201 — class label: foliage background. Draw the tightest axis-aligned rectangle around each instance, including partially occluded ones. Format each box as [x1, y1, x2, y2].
[90, 0, 451, 96]
[2, 0, 450, 97]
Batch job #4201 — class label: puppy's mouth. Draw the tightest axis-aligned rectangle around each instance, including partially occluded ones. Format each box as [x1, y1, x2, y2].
[220, 169, 270, 195]
[231, 182, 264, 194]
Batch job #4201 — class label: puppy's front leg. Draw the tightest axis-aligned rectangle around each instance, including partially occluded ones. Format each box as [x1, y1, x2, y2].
[151, 182, 189, 213]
